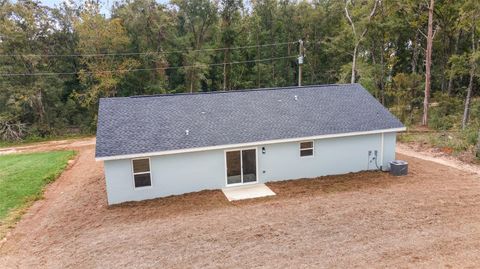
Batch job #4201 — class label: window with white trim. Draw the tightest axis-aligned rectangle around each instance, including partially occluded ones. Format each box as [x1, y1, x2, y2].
[132, 158, 151, 188]
[300, 141, 314, 157]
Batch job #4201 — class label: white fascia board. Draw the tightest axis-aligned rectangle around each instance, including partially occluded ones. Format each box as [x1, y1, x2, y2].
[95, 127, 406, 161]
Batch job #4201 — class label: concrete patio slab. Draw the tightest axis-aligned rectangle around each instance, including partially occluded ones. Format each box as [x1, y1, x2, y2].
[222, 183, 276, 201]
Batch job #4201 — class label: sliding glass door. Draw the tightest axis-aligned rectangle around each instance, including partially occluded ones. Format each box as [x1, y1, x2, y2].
[241, 149, 257, 183]
[226, 151, 242, 184]
[226, 148, 257, 185]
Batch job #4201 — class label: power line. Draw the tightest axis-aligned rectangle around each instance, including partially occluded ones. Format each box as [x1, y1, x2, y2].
[0, 41, 298, 58]
[0, 55, 297, 77]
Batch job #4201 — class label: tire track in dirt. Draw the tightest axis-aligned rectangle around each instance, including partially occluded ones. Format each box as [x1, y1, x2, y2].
[0, 137, 95, 155]
[397, 143, 480, 176]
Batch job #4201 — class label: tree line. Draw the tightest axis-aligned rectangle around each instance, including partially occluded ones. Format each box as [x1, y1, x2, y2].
[0, 0, 479, 151]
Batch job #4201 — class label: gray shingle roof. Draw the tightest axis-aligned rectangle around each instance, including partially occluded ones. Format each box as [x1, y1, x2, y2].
[95, 84, 404, 158]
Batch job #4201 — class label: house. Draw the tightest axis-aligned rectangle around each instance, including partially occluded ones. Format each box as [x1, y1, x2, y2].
[95, 84, 405, 205]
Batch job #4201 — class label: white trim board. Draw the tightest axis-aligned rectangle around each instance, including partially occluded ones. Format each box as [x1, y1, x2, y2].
[96, 127, 406, 161]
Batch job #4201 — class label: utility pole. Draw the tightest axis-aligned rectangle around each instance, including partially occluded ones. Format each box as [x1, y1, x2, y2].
[298, 39, 304, 86]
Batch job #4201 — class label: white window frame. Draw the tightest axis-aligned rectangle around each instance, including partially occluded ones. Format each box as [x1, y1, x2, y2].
[300, 141, 314, 158]
[131, 157, 152, 189]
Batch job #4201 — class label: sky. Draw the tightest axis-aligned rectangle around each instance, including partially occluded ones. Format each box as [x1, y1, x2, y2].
[39, 0, 112, 16]
[34, 0, 171, 17]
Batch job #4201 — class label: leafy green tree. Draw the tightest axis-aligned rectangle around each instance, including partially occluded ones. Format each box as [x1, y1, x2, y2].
[0, 0, 78, 136]
[112, 0, 174, 94]
[344, 0, 380, 83]
[0, 0, 479, 144]
[219, 0, 243, 90]
[73, 1, 140, 113]
[456, 0, 480, 129]
[389, 72, 424, 125]
[172, 0, 218, 93]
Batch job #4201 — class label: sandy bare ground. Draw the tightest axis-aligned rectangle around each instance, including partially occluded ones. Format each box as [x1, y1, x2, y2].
[1, 140, 480, 268]
[397, 143, 480, 176]
[0, 137, 95, 155]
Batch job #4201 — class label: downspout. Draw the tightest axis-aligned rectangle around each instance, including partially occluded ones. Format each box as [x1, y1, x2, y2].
[380, 132, 384, 171]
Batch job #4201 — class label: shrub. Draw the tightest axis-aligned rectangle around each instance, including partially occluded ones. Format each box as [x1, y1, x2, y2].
[0, 114, 26, 141]
[387, 73, 424, 124]
[429, 93, 463, 130]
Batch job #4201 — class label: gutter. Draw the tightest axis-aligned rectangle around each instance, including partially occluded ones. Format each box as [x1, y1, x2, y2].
[95, 127, 406, 161]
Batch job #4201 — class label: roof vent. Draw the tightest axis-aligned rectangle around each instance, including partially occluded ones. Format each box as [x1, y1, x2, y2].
[185, 129, 189, 136]
[294, 95, 298, 101]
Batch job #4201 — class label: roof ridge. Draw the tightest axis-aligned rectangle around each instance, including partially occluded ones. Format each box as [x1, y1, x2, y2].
[126, 83, 355, 99]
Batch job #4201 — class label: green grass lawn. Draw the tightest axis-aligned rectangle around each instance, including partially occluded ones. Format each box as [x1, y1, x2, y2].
[0, 151, 75, 234]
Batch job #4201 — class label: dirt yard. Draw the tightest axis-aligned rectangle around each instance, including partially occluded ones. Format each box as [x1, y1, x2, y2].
[1, 140, 480, 268]
[0, 137, 95, 155]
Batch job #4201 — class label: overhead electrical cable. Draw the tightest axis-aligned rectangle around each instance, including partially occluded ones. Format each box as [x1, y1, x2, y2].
[0, 41, 298, 58]
[0, 55, 297, 77]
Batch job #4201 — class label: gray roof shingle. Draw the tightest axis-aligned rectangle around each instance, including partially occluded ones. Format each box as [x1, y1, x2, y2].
[95, 84, 404, 158]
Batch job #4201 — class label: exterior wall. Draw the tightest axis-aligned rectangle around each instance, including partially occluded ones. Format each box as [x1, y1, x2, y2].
[103, 132, 398, 204]
[104, 150, 226, 204]
[258, 133, 395, 181]
[382, 132, 397, 170]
